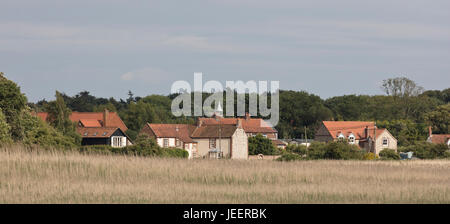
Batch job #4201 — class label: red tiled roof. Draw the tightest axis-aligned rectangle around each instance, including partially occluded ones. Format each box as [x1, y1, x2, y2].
[322, 121, 375, 140]
[198, 117, 277, 133]
[190, 124, 238, 138]
[77, 127, 120, 138]
[429, 134, 450, 144]
[271, 139, 287, 146]
[79, 119, 102, 127]
[147, 124, 196, 143]
[36, 111, 128, 132]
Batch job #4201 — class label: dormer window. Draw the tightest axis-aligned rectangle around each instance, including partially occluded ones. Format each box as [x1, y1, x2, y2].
[337, 133, 345, 140]
[348, 134, 355, 144]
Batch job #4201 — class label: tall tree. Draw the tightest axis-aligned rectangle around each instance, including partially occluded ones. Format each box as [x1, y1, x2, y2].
[382, 77, 424, 97]
[424, 104, 450, 134]
[0, 108, 12, 144]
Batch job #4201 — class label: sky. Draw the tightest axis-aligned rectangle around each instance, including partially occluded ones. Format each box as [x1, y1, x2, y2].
[1, 0, 449, 102]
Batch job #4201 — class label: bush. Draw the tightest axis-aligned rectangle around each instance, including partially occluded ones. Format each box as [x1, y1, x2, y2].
[322, 141, 365, 160]
[276, 153, 303, 162]
[248, 134, 278, 155]
[379, 149, 400, 160]
[306, 142, 327, 159]
[363, 152, 379, 160]
[160, 147, 189, 158]
[399, 141, 450, 159]
[285, 144, 307, 156]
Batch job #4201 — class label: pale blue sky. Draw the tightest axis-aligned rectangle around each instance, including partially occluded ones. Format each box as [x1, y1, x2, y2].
[1, 0, 449, 102]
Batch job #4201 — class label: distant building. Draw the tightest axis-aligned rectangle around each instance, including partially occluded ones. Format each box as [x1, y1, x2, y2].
[198, 113, 278, 139]
[427, 126, 450, 147]
[271, 139, 288, 149]
[36, 109, 132, 148]
[314, 121, 397, 154]
[140, 117, 248, 159]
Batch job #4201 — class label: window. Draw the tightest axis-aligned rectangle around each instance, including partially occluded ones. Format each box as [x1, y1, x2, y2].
[209, 138, 216, 149]
[112, 136, 123, 148]
[163, 138, 169, 148]
[382, 138, 389, 146]
[263, 134, 267, 138]
[348, 136, 355, 144]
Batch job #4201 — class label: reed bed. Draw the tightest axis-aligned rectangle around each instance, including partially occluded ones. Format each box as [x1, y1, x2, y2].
[0, 146, 449, 203]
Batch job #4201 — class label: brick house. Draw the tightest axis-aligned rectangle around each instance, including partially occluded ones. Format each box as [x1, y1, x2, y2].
[140, 118, 248, 159]
[198, 113, 282, 148]
[427, 126, 450, 147]
[36, 109, 132, 148]
[315, 121, 397, 154]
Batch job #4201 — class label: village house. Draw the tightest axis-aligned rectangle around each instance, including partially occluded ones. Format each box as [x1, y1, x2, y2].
[314, 121, 397, 154]
[198, 112, 282, 147]
[140, 117, 248, 159]
[36, 109, 132, 147]
[427, 126, 450, 147]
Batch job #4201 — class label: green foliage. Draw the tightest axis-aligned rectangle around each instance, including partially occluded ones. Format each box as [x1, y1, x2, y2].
[399, 141, 450, 159]
[0, 73, 78, 148]
[424, 104, 450, 134]
[321, 141, 365, 160]
[379, 149, 400, 160]
[376, 120, 427, 146]
[44, 91, 81, 145]
[0, 72, 28, 140]
[285, 144, 307, 156]
[277, 90, 332, 138]
[160, 147, 189, 158]
[20, 111, 77, 149]
[248, 134, 278, 155]
[276, 153, 304, 161]
[0, 109, 12, 144]
[363, 152, 379, 160]
[280, 141, 366, 161]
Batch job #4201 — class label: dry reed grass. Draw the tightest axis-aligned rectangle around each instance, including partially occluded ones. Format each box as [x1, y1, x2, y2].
[0, 146, 449, 203]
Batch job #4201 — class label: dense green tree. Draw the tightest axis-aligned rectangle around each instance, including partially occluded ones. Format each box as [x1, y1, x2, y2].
[248, 134, 278, 155]
[424, 104, 450, 134]
[0, 72, 28, 140]
[376, 120, 428, 146]
[277, 90, 332, 138]
[0, 108, 12, 144]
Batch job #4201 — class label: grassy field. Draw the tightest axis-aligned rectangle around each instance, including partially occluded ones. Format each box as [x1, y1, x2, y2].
[0, 146, 449, 203]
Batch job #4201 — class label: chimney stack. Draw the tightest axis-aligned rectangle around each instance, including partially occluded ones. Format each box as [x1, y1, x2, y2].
[428, 126, 433, 137]
[103, 109, 109, 127]
[245, 112, 250, 120]
[365, 126, 369, 139]
[237, 119, 242, 128]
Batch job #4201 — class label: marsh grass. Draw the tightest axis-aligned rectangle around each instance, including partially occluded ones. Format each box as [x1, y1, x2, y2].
[0, 145, 449, 203]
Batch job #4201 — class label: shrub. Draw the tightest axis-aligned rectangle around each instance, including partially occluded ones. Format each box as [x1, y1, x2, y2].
[285, 144, 307, 156]
[276, 153, 303, 162]
[322, 141, 365, 160]
[399, 141, 450, 159]
[363, 152, 379, 160]
[379, 149, 400, 160]
[306, 142, 327, 159]
[160, 147, 189, 158]
[248, 134, 278, 155]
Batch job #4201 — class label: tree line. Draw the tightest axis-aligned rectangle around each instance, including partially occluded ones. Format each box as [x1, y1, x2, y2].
[1, 72, 448, 150]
